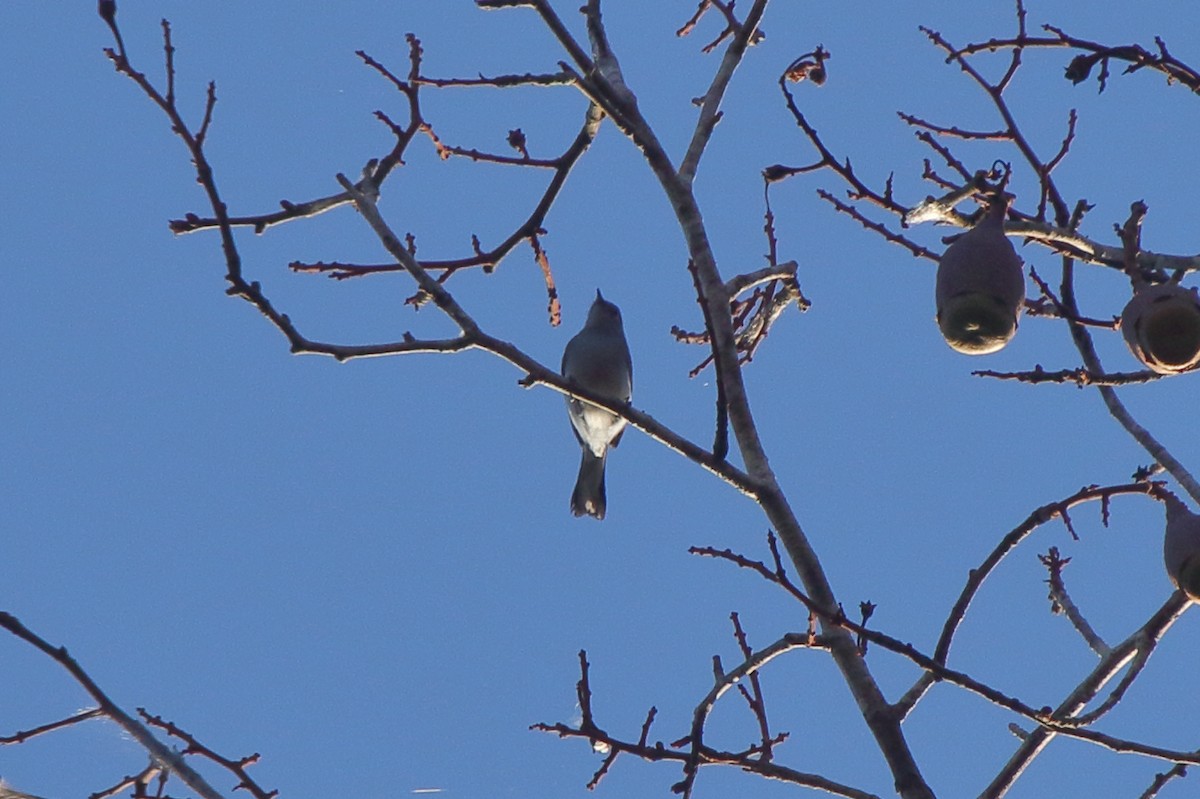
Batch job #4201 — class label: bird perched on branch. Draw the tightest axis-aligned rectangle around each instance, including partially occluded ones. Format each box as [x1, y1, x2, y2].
[562, 290, 633, 520]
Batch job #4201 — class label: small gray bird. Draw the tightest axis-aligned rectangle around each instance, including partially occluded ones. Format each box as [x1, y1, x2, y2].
[562, 290, 633, 520]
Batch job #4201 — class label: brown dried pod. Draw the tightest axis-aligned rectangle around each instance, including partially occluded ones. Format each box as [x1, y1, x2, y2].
[1163, 493, 1200, 602]
[935, 199, 1026, 355]
[1119, 282, 1200, 374]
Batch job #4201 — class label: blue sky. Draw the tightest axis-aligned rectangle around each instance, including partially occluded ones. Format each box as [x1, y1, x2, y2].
[3, 3, 1200, 798]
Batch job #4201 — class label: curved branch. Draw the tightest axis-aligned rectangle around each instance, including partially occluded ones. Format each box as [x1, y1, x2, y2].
[931, 482, 1160, 668]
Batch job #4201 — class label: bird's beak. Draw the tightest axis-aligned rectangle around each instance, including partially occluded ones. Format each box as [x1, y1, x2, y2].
[595, 288, 604, 302]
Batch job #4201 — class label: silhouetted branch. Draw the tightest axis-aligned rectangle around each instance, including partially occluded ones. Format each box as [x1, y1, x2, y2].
[140, 710, 277, 799]
[973, 365, 1162, 386]
[89, 763, 163, 799]
[86, 4, 1200, 798]
[0, 612, 227, 799]
[1040, 546, 1109, 655]
[335, 169, 757, 491]
[930, 482, 1162, 668]
[531, 643, 882, 799]
[676, 0, 766, 54]
[414, 70, 573, 88]
[774, 0, 1200, 515]
[953, 26, 1200, 94]
[981, 593, 1191, 796]
[897, 112, 1011, 141]
[1138, 763, 1190, 799]
[0, 708, 103, 745]
[694, 535, 1200, 768]
[678, 0, 768, 182]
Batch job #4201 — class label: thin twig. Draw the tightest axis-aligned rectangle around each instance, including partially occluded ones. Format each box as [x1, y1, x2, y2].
[0, 708, 104, 744]
[1040, 546, 1109, 655]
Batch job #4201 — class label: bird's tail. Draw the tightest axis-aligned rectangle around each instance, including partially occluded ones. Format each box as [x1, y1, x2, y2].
[571, 449, 607, 520]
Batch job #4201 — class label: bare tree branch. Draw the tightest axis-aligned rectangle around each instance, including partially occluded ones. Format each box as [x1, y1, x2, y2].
[0, 612, 230, 799]
[78, 4, 1200, 798]
[1039, 546, 1109, 655]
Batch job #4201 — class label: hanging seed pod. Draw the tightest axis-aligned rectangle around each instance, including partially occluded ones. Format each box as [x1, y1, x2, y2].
[935, 199, 1025, 355]
[1163, 492, 1200, 602]
[1119, 282, 1200, 374]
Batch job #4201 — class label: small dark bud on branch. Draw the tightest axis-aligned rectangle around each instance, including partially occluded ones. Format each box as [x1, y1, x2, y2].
[1064, 53, 1097, 84]
[506, 128, 528, 156]
[98, 0, 116, 23]
[762, 164, 794, 183]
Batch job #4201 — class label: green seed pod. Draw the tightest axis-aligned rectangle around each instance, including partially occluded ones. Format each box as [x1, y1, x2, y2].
[935, 200, 1026, 355]
[1163, 493, 1200, 602]
[1120, 282, 1200, 374]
